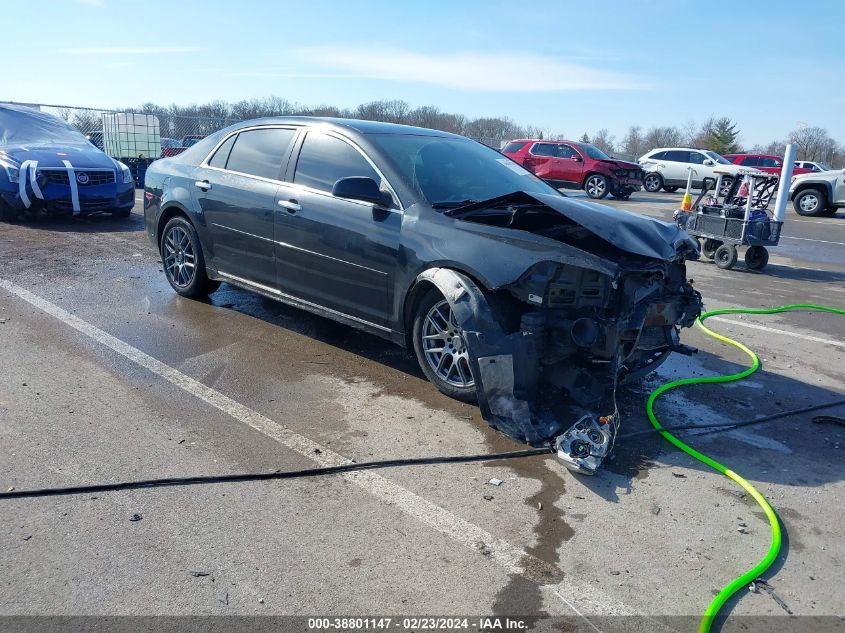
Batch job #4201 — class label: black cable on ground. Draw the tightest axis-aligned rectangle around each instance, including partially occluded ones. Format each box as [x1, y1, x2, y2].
[618, 397, 845, 440]
[0, 447, 553, 500]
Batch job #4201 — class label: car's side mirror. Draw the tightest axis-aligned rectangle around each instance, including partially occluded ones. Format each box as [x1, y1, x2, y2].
[572, 155, 582, 162]
[704, 159, 714, 166]
[332, 177, 392, 207]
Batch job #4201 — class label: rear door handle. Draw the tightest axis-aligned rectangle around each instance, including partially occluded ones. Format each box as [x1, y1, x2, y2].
[278, 199, 301, 213]
[194, 180, 212, 191]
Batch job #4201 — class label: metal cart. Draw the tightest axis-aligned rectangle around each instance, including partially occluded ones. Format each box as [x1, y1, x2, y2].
[676, 167, 785, 271]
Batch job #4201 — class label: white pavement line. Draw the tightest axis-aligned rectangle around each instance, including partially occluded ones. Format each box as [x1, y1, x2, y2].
[0, 277, 638, 620]
[709, 316, 844, 349]
[782, 235, 845, 246]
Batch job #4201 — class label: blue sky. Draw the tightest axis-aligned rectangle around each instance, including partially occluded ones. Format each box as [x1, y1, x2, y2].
[2, 0, 843, 146]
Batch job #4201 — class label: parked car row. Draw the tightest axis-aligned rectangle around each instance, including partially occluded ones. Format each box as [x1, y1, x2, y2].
[502, 139, 842, 218]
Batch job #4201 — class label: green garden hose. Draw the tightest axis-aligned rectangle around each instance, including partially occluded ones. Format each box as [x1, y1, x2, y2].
[647, 303, 845, 633]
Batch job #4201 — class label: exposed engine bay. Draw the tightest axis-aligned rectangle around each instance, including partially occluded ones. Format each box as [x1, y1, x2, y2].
[420, 193, 703, 474]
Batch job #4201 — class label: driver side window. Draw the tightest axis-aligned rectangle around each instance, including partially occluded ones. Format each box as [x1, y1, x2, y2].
[556, 144, 577, 159]
[294, 133, 382, 195]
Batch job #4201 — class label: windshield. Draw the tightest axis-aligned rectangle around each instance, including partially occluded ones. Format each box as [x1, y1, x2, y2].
[576, 143, 610, 161]
[368, 134, 560, 206]
[704, 151, 732, 165]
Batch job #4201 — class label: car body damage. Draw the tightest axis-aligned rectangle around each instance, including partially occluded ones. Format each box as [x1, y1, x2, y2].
[419, 192, 702, 473]
[144, 117, 702, 474]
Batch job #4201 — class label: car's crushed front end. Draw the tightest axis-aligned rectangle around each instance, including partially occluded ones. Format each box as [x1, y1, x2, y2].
[421, 191, 703, 474]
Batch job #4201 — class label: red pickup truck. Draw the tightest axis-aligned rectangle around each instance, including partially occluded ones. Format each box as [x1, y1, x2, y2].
[723, 154, 813, 176]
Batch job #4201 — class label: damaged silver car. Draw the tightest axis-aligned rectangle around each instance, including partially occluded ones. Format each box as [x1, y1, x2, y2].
[143, 118, 703, 473]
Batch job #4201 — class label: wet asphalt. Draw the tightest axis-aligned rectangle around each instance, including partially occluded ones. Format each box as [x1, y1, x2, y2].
[0, 190, 843, 624]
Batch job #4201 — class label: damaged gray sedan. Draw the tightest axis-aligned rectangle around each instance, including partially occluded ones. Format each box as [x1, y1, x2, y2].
[143, 117, 702, 473]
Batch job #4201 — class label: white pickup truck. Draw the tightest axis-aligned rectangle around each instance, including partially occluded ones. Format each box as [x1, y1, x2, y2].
[789, 168, 845, 217]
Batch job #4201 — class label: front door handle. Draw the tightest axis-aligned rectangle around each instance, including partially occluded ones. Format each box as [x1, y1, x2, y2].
[278, 199, 301, 213]
[194, 180, 212, 191]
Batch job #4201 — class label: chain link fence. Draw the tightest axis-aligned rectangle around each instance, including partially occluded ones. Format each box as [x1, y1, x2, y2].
[3, 101, 509, 161]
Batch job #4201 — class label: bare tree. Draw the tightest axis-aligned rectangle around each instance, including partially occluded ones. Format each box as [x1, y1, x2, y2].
[644, 126, 682, 149]
[788, 126, 835, 162]
[621, 126, 645, 158]
[591, 129, 615, 154]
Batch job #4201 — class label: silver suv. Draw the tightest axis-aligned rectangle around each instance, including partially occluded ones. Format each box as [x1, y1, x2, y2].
[789, 168, 845, 217]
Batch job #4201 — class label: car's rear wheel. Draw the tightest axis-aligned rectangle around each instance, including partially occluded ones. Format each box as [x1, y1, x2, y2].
[643, 173, 663, 193]
[793, 188, 827, 217]
[584, 174, 609, 199]
[160, 216, 221, 298]
[412, 289, 477, 403]
[663, 185, 679, 193]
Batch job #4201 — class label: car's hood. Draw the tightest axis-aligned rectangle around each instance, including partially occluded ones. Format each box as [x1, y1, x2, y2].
[793, 168, 842, 180]
[597, 158, 640, 170]
[446, 191, 698, 262]
[0, 144, 116, 170]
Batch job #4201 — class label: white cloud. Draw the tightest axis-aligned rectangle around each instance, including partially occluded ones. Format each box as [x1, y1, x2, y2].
[62, 47, 206, 55]
[292, 46, 649, 92]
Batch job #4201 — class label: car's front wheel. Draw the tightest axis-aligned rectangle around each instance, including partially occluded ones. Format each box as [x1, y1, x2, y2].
[643, 172, 663, 193]
[793, 188, 827, 217]
[160, 216, 221, 298]
[584, 174, 609, 199]
[412, 289, 477, 403]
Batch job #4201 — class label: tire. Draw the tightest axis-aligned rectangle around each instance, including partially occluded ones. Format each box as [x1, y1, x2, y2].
[702, 239, 721, 259]
[663, 185, 679, 193]
[160, 216, 220, 298]
[411, 288, 477, 403]
[719, 177, 734, 198]
[714, 244, 738, 270]
[584, 174, 609, 199]
[793, 188, 827, 217]
[643, 172, 663, 193]
[744, 245, 769, 271]
[0, 200, 18, 222]
[110, 207, 131, 218]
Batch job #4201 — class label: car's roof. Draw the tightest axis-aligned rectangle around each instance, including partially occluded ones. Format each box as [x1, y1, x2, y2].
[725, 153, 778, 159]
[648, 147, 713, 152]
[507, 138, 577, 145]
[230, 116, 462, 138]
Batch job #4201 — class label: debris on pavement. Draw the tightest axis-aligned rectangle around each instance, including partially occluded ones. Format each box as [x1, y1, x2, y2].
[483, 494, 494, 501]
[190, 571, 210, 577]
[129, 513, 143, 522]
[672, 472, 687, 478]
[750, 579, 793, 615]
[488, 478, 503, 486]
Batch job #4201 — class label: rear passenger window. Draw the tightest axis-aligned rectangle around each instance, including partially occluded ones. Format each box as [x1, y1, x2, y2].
[224, 128, 296, 180]
[664, 150, 689, 162]
[530, 143, 557, 157]
[688, 152, 706, 164]
[208, 134, 236, 169]
[649, 151, 668, 160]
[294, 133, 380, 193]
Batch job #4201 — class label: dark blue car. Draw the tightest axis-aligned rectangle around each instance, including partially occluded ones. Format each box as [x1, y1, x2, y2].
[0, 104, 135, 221]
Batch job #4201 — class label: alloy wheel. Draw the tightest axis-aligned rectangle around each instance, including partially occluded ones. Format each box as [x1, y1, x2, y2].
[644, 174, 661, 192]
[163, 225, 196, 288]
[421, 299, 474, 388]
[585, 176, 607, 198]
[799, 193, 819, 214]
